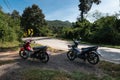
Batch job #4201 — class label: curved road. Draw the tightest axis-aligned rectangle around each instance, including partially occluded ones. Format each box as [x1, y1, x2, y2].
[23, 37, 120, 64]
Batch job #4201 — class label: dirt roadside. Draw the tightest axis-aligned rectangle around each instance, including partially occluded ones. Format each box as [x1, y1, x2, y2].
[0, 50, 104, 79]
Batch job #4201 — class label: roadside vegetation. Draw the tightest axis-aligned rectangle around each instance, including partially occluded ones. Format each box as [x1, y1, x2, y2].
[0, 9, 22, 50]
[98, 61, 120, 79]
[53, 15, 120, 46]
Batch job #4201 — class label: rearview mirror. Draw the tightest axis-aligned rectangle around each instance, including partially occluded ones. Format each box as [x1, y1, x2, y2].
[79, 37, 82, 40]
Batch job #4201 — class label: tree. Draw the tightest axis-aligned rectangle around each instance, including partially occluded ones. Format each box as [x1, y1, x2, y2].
[21, 4, 46, 36]
[92, 10, 102, 21]
[11, 10, 20, 20]
[0, 10, 22, 42]
[78, 0, 101, 21]
[91, 16, 119, 44]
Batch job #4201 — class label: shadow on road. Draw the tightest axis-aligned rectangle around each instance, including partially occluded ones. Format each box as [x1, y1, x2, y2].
[0, 46, 19, 52]
[0, 51, 103, 80]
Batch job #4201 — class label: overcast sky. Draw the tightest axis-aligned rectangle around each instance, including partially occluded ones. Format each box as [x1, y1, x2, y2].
[0, 0, 120, 22]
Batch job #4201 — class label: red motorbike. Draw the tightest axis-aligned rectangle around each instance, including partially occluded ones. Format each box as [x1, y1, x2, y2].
[19, 39, 49, 63]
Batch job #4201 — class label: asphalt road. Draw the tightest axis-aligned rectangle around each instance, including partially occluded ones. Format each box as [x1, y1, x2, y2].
[23, 37, 120, 64]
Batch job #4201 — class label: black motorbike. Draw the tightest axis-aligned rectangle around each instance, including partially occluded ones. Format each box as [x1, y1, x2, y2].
[67, 40, 100, 65]
[19, 41, 49, 63]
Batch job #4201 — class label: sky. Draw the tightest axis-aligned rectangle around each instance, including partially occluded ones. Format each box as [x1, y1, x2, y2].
[0, 0, 120, 22]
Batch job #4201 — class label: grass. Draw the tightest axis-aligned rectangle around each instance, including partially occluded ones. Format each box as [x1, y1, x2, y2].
[20, 68, 116, 80]
[80, 41, 120, 49]
[47, 47, 64, 53]
[56, 37, 120, 49]
[19, 61, 120, 80]
[31, 43, 64, 53]
[21, 68, 71, 80]
[30, 43, 42, 47]
[0, 41, 20, 48]
[101, 45, 120, 49]
[0, 40, 62, 53]
[0, 41, 20, 51]
[0, 60, 119, 80]
[98, 61, 120, 79]
[0, 60, 16, 66]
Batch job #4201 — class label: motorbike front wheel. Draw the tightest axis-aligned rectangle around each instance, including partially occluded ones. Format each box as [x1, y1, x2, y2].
[87, 51, 99, 65]
[67, 51, 76, 61]
[19, 51, 29, 59]
[39, 52, 49, 63]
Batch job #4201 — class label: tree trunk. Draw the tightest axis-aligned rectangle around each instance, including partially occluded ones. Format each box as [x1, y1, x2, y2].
[80, 11, 84, 22]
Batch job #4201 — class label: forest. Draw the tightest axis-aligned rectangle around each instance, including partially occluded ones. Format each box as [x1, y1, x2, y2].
[0, 3, 120, 46]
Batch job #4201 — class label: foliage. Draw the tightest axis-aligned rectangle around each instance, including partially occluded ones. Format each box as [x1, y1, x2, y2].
[47, 20, 72, 28]
[11, 10, 20, 20]
[58, 15, 120, 45]
[0, 60, 16, 66]
[78, 0, 101, 21]
[60, 19, 92, 40]
[21, 4, 47, 36]
[47, 20, 72, 37]
[39, 26, 53, 36]
[0, 10, 22, 43]
[91, 16, 120, 44]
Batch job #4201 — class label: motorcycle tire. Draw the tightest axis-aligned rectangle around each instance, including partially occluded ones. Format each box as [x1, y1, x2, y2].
[87, 51, 99, 65]
[19, 51, 29, 59]
[67, 51, 76, 61]
[39, 52, 49, 63]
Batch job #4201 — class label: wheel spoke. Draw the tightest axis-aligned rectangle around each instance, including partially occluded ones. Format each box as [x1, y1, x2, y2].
[87, 52, 99, 65]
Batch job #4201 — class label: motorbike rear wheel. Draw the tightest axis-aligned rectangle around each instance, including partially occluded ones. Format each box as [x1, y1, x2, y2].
[19, 51, 29, 59]
[39, 52, 49, 63]
[87, 51, 99, 65]
[67, 51, 76, 61]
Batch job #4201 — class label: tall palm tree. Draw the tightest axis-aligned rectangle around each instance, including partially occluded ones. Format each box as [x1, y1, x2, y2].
[78, 0, 101, 21]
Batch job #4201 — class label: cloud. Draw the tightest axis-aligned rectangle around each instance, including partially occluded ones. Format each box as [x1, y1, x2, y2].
[86, 0, 120, 22]
[90, 0, 119, 14]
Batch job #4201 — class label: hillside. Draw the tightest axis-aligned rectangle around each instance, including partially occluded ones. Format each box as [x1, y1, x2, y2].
[47, 20, 72, 27]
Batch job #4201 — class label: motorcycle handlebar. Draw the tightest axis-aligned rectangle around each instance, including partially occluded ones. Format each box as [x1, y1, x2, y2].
[73, 39, 80, 44]
[24, 39, 36, 44]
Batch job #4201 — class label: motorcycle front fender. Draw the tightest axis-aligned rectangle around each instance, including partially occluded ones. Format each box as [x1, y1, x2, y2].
[20, 47, 24, 51]
[68, 48, 73, 51]
[95, 50, 102, 57]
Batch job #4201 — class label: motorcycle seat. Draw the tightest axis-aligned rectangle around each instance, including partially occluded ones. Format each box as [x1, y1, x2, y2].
[33, 46, 47, 50]
[81, 46, 98, 50]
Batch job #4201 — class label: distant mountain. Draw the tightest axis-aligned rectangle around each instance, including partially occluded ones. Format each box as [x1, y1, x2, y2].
[47, 20, 72, 27]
